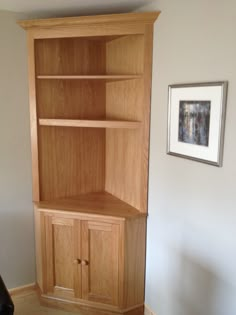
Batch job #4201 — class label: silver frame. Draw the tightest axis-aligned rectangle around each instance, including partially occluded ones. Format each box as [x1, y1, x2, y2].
[167, 81, 228, 167]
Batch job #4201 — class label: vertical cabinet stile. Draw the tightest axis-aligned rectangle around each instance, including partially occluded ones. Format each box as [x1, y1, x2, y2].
[27, 31, 40, 201]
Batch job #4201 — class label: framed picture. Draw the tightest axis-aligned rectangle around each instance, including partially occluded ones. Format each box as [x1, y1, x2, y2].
[167, 82, 228, 166]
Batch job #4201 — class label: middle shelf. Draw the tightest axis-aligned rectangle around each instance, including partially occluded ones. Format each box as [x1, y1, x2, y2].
[37, 74, 142, 81]
[39, 119, 141, 129]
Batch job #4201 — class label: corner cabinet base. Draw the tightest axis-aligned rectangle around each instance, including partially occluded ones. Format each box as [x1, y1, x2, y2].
[39, 293, 144, 315]
[35, 208, 147, 315]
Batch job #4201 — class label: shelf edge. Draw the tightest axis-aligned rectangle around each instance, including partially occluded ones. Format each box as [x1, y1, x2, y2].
[37, 75, 142, 80]
[39, 119, 142, 129]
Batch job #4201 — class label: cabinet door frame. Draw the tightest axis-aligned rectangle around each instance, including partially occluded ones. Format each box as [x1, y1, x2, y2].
[42, 214, 82, 298]
[81, 220, 121, 306]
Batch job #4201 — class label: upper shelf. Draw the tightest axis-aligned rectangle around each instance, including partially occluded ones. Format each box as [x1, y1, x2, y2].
[37, 75, 142, 81]
[39, 119, 141, 129]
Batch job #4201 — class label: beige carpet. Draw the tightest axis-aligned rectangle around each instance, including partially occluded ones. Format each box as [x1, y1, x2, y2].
[12, 290, 79, 315]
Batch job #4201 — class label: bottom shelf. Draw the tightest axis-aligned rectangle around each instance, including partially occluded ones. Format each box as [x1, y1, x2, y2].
[36, 191, 146, 219]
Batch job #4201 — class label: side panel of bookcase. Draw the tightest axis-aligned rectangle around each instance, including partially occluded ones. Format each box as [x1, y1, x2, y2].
[28, 32, 40, 201]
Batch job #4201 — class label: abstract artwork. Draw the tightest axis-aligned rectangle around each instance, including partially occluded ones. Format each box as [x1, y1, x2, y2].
[178, 100, 211, 146]
[167, 82, 228, 166]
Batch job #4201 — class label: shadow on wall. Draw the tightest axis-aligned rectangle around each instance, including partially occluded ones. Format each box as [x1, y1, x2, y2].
[173, 252, 215, 315]
[170, 250, 236, 315]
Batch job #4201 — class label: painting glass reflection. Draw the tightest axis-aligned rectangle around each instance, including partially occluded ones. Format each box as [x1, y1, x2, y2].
[178, 101, 211, 147]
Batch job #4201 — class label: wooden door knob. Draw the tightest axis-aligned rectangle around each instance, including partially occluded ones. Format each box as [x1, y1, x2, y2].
[73, 259, 81, 265]
[81, 260, 89, 266]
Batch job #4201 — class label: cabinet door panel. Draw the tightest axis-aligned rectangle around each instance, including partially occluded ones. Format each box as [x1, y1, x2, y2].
[53, 217, 74, 289]
[43, 215, 81, 298]
[81, 221, 120, 306]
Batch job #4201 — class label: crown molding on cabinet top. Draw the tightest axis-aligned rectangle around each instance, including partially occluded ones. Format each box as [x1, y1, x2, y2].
[17, 11, 160, 30]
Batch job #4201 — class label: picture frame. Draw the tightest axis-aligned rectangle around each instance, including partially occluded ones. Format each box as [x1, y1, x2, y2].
[167, 82, 228, 166]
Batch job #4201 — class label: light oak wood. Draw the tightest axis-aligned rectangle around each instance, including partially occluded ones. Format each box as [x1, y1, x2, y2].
[105, 117, 142, 211]
[20, 11, 159, 315]
[12, 289, 123, 315]
[42, 215, 81, 298]
[36, 80, 105, 119]
[39, 208, 146, 311]
[37, 75, 142, 80]
[81, 221, 119, 305]
[12, 286, 145, 315]
[105, 34, 145, 211]
[35, 38, 106, 75]
[28, 24, 147, 40]
[18, 12, 160, 41]
[39, 119, 141, 129]
[34, 207, 43, 291]
[106, 35, 144, 75]
[123, 217, 146, 308]
[140, 25, 154, 212]
[27, 33, 40, 201]
[35, 39, 106, 202]
[40, 294, 144, 315]
[38, 127, 105, 201]
[36, 192, 145, 220]
[18, 12, 160, 30]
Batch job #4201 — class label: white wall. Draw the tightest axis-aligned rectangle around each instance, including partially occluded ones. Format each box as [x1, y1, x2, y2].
[138, 1, 236, 314]
[0, 11, 35, 288]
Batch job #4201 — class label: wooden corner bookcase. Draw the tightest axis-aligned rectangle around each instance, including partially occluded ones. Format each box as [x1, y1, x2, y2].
[18, 11, 160, 315]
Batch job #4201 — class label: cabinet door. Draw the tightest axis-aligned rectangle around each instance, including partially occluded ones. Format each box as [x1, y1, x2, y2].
[81, 221, 120, 306]
[43, 215, 81, 299]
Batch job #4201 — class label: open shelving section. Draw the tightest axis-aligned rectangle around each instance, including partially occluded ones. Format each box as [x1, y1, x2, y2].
[18, 11, 162, 214]
[33, 33, 149, 211]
